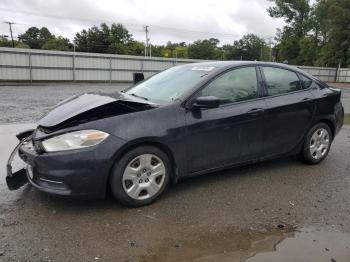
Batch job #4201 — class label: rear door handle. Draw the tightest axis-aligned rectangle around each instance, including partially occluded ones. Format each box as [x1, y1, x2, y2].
[247, 108, 265, 116]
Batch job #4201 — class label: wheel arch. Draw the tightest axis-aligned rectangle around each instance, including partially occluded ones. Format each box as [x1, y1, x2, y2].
[317, 118, 335, 139]
[106, 139, 178, 196]
[296, 118, 335, 156]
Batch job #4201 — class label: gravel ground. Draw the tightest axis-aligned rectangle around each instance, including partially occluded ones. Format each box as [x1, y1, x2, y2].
[1, 82, 350, 261]
[0, 83, 128, 124]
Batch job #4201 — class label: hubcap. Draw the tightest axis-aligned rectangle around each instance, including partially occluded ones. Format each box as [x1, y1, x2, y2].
[309, 128, 330, 160]
[122, 154, 166, 200]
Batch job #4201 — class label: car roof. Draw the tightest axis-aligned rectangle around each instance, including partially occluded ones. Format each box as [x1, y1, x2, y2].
[185, 61, 315, 79]
[188, 60, 294, 69]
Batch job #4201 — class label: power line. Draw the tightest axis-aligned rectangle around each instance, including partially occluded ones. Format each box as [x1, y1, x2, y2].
[4, 21, 15, 47]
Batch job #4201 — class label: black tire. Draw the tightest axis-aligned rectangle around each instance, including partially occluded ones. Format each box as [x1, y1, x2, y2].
[110, 145, 171, 207]
[299, 122, 333, 165]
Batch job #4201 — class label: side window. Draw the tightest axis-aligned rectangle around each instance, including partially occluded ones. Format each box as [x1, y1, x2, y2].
[299, 74, 313, 89]
[201, 67, 258, 105]
[262, 67, 302, 96]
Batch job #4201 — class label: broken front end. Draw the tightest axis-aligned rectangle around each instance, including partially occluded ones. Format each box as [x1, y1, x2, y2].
[6, 129, 34, 190]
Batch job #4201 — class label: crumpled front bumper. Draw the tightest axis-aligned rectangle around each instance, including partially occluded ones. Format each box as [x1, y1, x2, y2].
[6, 129, 126, 199]
[6, 135, 74, 196]
[6, 139, 29, 190]
[6, 130, 34, 190]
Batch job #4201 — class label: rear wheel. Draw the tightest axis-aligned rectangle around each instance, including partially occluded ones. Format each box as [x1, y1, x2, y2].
[110, 146, 171, 207]
[299, 122, 332, 164]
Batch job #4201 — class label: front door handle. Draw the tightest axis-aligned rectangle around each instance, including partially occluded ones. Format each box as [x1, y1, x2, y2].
[247, 108, 265, 116]
[302, 97, 312, 102]
[301, 97, 313, 104]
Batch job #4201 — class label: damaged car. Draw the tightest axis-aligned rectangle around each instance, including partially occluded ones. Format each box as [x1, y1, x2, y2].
[7, 61, 344, 207]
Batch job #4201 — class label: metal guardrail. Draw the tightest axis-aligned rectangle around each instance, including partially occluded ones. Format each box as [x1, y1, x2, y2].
[0, 47, 349, 83]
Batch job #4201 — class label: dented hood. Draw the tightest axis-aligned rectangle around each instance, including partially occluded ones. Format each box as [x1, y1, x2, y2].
[38, 92, 157, 128]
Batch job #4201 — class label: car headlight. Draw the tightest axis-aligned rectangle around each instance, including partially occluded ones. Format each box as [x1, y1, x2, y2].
[41, 130, 109, 152]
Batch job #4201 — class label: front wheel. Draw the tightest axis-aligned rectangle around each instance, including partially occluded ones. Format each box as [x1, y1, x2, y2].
[299, 123, 332, 165]
[110, 146, 171, 207]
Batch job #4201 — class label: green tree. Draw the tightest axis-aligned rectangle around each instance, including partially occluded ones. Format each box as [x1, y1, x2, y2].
[124, 40, 145, 56]
[312, 0, 332, 45]
[41, 36, 73, 51]
[74, 25, 108, 53]
[18, 27, 40, 48]
[74, 29, 89, 52]
[268, 0, 313, 64]
[223, 34, 267, 61]
[110, 23, 132, 44]
[149, 45, 163, 57]
[15, 42, 30, 49]
[18, 27, 53, 49]
[74, 23, 133, 54]
[0, 36, 12, 47]
[39, 27, 53, 45]
[315, 0, 350, 67]
[0, 36, 29, 48]
[160, 42, 188, 58]
[187, 38, 221, 59]
[298, 36, 318, 65]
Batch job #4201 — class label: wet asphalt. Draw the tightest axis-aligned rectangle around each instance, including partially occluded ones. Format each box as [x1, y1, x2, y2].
[0, 83, 350, 261]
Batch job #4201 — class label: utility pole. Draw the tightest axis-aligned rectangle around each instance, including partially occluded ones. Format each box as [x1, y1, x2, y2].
[144, 25, 150, 57]
[4, 21, 15, 48]
[335, 59, 342, 83]
[73, 43, 76, 82]
[265, 36, 274, 62]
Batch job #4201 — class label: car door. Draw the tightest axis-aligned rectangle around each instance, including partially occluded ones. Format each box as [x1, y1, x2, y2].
[260, 66, 316, 157]
[185, 66, 266, 174]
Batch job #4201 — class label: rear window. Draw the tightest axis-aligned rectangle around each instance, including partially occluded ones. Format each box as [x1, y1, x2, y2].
[262, 67, 302, 96]
[299, 74, 313, 89]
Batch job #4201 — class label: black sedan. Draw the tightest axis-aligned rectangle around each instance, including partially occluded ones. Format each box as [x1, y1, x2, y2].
[6, 61, 344, 207]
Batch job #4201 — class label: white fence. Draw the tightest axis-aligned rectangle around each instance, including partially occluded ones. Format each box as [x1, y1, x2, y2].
[299, 66, 350, 83]
[0, 47, 349, 83]
[0, 47, 202, 83]
[298, 66, 337, 82]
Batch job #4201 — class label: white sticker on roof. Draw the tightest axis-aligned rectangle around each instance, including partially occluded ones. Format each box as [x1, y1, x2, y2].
[191, 66, 215, 71]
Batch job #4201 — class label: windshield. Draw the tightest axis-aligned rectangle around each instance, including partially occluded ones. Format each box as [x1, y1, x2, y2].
[125, 65, 215, 103]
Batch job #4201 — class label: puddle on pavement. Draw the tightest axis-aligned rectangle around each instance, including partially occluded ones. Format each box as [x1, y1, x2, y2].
[140, 226, 350, 262]
[344, 113, 350, 125]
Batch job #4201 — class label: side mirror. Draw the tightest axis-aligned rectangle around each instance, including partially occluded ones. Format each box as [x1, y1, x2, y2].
[133, 72, 144, 84]
[192, 96, 220, 109]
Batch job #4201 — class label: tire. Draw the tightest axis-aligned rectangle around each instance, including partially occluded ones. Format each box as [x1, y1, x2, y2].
[299, 122, 333, 165]
[110, 145, 171, 207]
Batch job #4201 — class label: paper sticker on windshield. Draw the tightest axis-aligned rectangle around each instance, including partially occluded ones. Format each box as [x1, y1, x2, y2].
[191, 66, 215, 71]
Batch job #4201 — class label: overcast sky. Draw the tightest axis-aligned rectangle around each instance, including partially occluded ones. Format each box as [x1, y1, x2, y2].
[0, 0, 284, 45]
